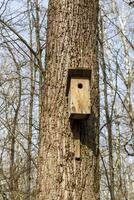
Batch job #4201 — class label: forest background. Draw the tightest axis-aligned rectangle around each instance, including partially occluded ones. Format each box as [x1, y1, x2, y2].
[0, 0, 133, 199]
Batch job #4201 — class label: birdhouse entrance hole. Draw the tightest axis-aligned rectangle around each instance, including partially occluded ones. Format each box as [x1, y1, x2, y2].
[78, 83, 83, 89]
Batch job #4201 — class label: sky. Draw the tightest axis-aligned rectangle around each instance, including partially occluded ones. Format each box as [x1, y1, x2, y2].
[43, 0, 48, 8]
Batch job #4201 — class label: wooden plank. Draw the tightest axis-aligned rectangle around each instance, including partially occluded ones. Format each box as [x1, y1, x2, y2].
[66, 68, 91, 96]
[75, 131, 80, 159]
[69, 78, 91, 119]
[73, 122, 80, 159]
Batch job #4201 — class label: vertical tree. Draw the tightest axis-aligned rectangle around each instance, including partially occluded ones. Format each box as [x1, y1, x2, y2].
[99, 17, 115, 200]
[37, 0, 100, 200]
[26, 1, 35, 199]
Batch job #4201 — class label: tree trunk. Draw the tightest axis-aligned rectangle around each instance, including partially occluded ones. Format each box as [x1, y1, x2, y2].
[9, 57, 22, 200]
[26, 1, 34, 199]
[99, 15, 115, 200]
[38, 0, 100, 199]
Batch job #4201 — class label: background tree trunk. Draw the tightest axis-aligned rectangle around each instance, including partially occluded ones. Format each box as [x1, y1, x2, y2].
[99, 17, 115, 200]
[38, 0, 100, 199]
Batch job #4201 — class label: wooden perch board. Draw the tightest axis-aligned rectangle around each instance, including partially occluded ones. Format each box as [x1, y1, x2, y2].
[73, 122, 80, 159]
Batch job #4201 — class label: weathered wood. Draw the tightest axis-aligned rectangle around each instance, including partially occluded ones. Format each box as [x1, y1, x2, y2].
[66, 68, 91, 96]
[73, 122, 80, 159]
[69, 78, 91, 119]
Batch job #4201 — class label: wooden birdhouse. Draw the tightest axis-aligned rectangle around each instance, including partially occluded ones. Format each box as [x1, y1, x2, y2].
[66, 68, 91, 119]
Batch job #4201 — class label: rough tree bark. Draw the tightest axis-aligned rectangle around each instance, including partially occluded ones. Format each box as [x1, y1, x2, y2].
[38, 0, 100, 199]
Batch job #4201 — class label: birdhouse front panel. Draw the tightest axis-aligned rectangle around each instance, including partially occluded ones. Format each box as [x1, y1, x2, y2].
[69, 78, 91, 119]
